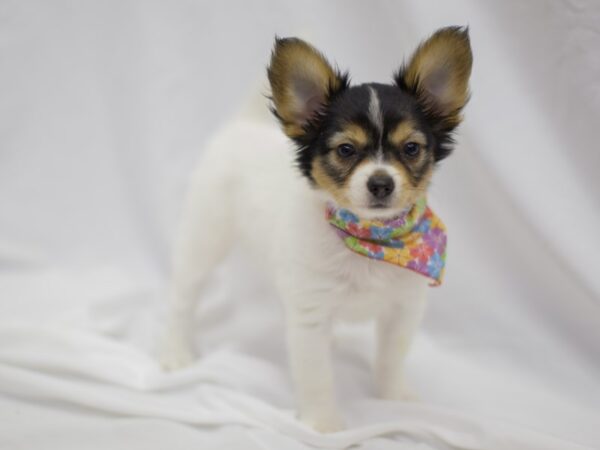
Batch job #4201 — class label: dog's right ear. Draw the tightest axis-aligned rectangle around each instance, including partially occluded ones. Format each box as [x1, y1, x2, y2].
[268, 37, 348, 139]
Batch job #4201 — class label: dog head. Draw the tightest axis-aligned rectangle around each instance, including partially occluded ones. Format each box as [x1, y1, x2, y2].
[268, 27, 472, 218]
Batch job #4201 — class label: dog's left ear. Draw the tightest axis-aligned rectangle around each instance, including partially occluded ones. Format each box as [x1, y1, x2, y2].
[396, 26, 472, 129]
[268, 37, 348, 139]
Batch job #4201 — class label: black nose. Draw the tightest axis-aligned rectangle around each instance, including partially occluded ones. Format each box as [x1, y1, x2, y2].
[367, 174, 395, 199]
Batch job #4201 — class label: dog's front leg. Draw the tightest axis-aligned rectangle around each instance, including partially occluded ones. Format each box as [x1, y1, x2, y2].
[375, 291, 427, 401]
[285, 302, 343, 433]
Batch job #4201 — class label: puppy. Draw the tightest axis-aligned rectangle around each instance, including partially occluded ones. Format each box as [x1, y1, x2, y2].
[159, 26, 472, 432]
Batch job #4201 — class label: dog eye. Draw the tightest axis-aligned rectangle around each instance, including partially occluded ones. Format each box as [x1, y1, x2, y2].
[403, 142, 420, 158]
[337, 143, 356, 158]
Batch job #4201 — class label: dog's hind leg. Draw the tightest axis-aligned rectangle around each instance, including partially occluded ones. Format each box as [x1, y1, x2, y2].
[158, 157, 234, 370]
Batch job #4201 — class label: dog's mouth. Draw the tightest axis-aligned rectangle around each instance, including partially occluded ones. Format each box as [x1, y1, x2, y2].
[368, 200, 391, 209]
[352, 196, 411, 220]
[351, 200, 398, 219]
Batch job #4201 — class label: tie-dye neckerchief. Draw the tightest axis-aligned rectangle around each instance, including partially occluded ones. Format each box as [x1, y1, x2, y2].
[326, 197, 447, 285]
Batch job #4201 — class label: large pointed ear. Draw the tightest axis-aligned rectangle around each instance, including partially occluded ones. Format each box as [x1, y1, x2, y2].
[268, 37, 348, 138]
[395, 26, 472, 128]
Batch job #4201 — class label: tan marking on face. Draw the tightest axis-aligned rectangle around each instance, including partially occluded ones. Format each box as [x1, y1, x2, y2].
[388, 121, 427, 147]
[313, 120, 434, 214]
[387, 120, 431, 191]
[389, 162, 433, 210]
[311, 157, 351, 207]
[379, 120, 434, 209]
[328, 123, 369, 149]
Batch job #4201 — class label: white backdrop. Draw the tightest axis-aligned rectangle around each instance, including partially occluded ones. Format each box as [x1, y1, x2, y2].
[1, 1, 599, 449]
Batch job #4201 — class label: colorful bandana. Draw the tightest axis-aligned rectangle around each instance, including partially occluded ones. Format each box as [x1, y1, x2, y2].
[326, 198, 447, 285]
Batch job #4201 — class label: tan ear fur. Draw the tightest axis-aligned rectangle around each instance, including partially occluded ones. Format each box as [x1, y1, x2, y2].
[268, 38, 343, 138]
[401, 27, 472, 123]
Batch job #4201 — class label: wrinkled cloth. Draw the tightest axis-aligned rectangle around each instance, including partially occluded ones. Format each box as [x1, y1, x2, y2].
[1, 1, 599, 449]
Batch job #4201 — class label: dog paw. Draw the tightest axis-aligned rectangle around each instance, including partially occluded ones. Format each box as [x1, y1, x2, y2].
[301, 412, 345, 433]
[379, 382, 420, 402]
[158, 333, 195, 371]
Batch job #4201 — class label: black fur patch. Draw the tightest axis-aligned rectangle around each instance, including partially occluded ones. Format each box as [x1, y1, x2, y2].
[274, 82, 450, 186]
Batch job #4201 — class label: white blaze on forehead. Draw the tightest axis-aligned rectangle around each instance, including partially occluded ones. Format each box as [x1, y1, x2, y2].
[367, 87, 383, 135]
[368, 87, 384, 161]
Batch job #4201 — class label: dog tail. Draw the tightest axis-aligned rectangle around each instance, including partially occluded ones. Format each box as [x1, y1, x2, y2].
[233, 76, 274, 125]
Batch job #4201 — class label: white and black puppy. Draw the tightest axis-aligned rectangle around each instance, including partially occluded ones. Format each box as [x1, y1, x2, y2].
[159, 27, 472, 432]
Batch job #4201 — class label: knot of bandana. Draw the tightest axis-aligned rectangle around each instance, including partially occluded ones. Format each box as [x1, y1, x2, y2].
[326, 197, 447, 286]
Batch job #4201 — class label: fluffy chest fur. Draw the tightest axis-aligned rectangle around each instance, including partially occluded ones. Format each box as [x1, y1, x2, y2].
[220, 120, 427, 320]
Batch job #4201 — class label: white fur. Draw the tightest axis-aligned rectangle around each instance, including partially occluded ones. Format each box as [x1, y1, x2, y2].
[367, 87, 383, 136]
[367, 87, 385, 163]
[159, 119, 429, 432]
